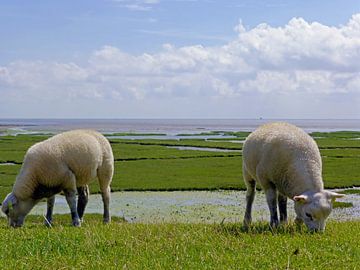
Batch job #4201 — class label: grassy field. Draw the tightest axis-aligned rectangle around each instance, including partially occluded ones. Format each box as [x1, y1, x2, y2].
[0, 132, 360, 269]
[1, 132, 360, 199]
[0, 214, 359, 269]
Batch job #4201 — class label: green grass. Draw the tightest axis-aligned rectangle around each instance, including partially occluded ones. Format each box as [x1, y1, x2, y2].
[0, 215, 359, 269]
[341, 189, 360, 195]
[322, 157, 360, 188]
[320, 148, 360, 158]
[315, 138, 360, 149]
[105, 157, 243, 192]
[112, 138, 242, 150]
[111, 142, 241, 161]
[311, 131, 360, 139]
[333, 201, 353, 208]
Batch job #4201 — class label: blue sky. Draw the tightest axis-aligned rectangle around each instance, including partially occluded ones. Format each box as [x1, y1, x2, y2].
[0, 0, 360, 118]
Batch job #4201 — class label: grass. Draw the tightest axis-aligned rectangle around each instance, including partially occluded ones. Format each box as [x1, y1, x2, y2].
[106, 156, 243, 192]
[0, 132, 359, 269]
[333, 201, 353, 208]
[0, 215, 359, 269]
[315, 137, 360, 149]
[113, 138, 242, 150]
[311, 131, 360, 139]
[320, 148, 360, 158]
[321, 157, 360, 188]
[111, 141, 241, 161]
[341, 189, 360, 195]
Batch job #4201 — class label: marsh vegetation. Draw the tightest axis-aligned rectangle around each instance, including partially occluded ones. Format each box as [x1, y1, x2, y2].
[1, 131, 360, 199]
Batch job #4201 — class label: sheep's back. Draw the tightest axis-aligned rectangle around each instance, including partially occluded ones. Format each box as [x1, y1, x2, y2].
[21, 130, 109, 189]
[243, 123, 323, 194]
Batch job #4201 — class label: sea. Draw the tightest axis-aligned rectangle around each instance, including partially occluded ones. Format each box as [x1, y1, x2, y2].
[1, 119, 360, 137]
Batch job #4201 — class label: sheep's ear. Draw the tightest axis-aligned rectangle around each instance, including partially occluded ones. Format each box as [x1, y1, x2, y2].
[293, 195, 309, 203]
[326, 191, 345, 202]
[4, 193, 17, 211]
[8, 201, 13, 211]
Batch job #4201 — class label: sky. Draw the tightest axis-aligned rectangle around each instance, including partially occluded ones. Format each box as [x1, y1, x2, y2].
[0, 0, 360, 119]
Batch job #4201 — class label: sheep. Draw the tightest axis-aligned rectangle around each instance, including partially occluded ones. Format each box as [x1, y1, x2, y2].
[1, 129, 114, 227]
[242, 122, 344, 232]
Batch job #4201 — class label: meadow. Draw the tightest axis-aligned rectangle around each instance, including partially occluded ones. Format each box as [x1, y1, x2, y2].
[0, 215, 359, 269]
[0, 131, 360, 269]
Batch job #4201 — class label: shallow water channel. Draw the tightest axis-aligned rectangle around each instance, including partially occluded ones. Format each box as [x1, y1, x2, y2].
[167, 146, 241, 152]
[28, 190, 360, 223]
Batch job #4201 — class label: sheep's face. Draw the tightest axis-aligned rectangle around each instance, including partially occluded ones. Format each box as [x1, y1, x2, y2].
[293, 191, 344, 232]
[1, 193, 35, 227]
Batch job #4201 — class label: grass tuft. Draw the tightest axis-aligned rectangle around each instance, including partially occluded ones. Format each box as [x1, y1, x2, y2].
[341, 189, 360, 195]
[333, 201, 353, 208]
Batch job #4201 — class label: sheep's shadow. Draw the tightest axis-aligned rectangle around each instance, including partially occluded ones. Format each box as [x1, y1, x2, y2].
[0, 214, 126, 229]
[215, 221, 311, 236]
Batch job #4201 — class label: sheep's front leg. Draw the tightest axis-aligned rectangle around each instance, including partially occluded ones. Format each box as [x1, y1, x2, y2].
[45, 195, 55, 226]
[77, 185, 89, 222]
[265, 185, 279, 227]
[278, 193, 287, 224]
[64, 189, 81, 227]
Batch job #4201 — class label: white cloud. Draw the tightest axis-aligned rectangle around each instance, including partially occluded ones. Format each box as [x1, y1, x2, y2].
[1, 14, 360, 118]
[113, 0, 160, 11]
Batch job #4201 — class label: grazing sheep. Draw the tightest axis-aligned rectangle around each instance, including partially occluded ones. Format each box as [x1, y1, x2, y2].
[1, 130, 114, 227]
[242, 122, 344, 231]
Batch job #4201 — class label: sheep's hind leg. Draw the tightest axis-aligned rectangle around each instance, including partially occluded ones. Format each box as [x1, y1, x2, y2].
[45, 195, 55, 226]
[100, 186, 111, 224]
[243, 166, 256, 228]
[278, 193, 287, 224]
[97, 162, 113, 224]
[77, 185, 89, 222]
[265, 184, 279, 227]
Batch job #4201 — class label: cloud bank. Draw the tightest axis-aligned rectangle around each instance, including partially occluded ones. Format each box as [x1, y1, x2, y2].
[1, 14, 360, 118]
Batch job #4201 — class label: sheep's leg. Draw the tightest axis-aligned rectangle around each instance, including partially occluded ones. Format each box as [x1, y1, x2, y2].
[64, 189, 81, 227]
[77, 185, 89, 222]
[45, 195, 55, 226]
[278, 193, 287, 224]
[97, 162, 113, 224]
[243, 165, 256, 228]
[265, 184, 279, 227]
[100, 186, 111, 223]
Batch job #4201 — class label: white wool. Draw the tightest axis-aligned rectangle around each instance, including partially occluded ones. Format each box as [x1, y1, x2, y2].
[12, 130, 114, 200]
[242, 122, 323, 198]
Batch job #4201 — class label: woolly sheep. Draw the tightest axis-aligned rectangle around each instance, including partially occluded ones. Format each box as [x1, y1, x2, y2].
[242, 122, 344, 231]
[1, 130, 114, 227]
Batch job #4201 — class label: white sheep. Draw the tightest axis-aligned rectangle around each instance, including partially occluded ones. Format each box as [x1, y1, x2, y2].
[1, 130, 114, 227]
[242, 122, 344, 231]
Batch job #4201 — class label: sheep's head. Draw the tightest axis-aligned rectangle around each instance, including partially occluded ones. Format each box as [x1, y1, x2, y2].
[293, 191, 344, 232]
[1, 193, 35, 227]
